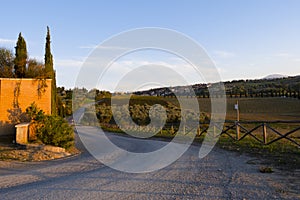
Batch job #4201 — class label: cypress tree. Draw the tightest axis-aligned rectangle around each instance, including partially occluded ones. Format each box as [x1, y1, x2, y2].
[44, 26, 57, 115]
[14, 33, 27, 78]
[45, 26, 53, 78]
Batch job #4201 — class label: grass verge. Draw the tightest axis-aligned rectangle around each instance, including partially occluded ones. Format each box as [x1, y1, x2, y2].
[99, 124, 300, 170]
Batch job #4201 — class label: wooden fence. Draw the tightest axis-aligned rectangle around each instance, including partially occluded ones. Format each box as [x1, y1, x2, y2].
[99, 120, 300, 147]
[197, 120, 300, 147]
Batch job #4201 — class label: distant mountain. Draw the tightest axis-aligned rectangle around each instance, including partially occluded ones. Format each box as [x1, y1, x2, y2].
[263, 74, 287, 80]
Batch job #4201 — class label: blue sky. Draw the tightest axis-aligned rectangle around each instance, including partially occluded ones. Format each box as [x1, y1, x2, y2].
[0, 0, 300, 89]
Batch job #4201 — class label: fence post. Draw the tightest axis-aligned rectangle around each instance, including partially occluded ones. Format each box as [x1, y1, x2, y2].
[235, 100, 240, 140]
[263, 123, 267, 144]
[236, 121, 240, 140]
[212, 124, 215, 137]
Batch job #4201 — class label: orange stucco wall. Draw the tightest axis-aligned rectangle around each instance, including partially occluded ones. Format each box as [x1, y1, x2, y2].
[0, 78, 52, 136]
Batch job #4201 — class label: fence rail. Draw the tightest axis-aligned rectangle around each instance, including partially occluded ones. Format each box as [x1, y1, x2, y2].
[198, 120, 300, 147]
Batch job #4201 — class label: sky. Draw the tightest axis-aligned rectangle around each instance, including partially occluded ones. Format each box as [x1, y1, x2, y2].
[0, 0, 300, 91]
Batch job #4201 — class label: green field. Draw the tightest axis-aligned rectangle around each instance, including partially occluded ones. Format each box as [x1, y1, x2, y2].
[200, 97, 300, 121]
[108, 95, 300, 121]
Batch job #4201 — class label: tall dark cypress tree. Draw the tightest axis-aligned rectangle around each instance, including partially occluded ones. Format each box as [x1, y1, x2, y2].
[45, 26, 53, 78]
[44, 26, 57, 115]
[14, 33, 28, 78]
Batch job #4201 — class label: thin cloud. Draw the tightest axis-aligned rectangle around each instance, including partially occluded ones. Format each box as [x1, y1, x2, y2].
[79, 45, 129, 50]
[79, 45, 98, 49]
[272, 53, 300, 62]
[0, 38, 15, 45]
[96, 58, 215, 91]
[293, 58, 300, 62]
[213, 50, 236, 59]
[55, 59, 84, 67]
[274, 53, 293, 58]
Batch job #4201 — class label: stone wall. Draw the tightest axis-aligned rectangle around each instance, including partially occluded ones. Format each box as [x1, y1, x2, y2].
[0, 78, 52, 136]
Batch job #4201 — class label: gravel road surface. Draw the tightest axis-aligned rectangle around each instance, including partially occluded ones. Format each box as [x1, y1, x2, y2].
[0, 125, 299, 199]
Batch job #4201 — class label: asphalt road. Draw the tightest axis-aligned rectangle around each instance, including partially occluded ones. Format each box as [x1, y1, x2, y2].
[0, 123, 298, 200]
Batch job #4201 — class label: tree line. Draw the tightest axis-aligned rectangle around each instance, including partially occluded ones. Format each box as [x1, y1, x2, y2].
[134, 76, 300, 99]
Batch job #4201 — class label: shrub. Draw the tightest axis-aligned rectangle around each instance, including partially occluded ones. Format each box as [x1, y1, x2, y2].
[26, 103, 74, 149]
[36, 115, 74, 149]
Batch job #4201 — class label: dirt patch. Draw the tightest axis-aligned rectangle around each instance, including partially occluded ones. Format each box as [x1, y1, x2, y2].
[0, 143, 79, 162]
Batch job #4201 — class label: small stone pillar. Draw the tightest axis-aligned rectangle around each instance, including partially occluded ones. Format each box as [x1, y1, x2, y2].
[15, 123, 30, 144]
